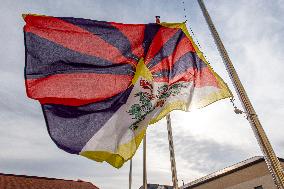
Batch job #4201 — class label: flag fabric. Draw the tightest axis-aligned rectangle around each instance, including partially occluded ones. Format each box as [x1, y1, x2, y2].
[23, 14, 232, 168]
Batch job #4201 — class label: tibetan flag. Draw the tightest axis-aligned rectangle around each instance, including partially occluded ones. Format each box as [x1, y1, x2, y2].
[23, 14, 232, 168]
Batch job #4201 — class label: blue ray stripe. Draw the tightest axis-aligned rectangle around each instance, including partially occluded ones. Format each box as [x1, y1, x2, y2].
[42, 87, 133, 154]
[25, 32, 134, 79]
[142, 23, 161, 56]
[147, 29, 186, 69]
[59, 17, 139, 61]
[152, 52, 207, 79]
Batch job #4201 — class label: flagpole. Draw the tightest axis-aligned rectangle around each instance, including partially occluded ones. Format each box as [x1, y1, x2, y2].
[142, 15, 163, 189]
[197, 0, 284, 188]
[129, 159, 132, 189]
[143, 134, 147, 189]
[166, 114, 179, 189]
[155, 15, 179, 189]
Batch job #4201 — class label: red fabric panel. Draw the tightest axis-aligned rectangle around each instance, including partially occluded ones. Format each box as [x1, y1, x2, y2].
[144, 27, 179, 65]
[194, 67, 219, 88]
[150, 37, 196, 73]
[153, 67, 219, 88]
[111, 22, 145, 59]
[26, 73, 132, 106]
[24, 15, 129, 64]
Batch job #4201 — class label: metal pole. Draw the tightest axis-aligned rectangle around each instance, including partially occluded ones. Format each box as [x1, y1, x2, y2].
[197, 0, 284, 188]
[129, 159, 132, 189]
[155, 15, 179, 189]
[141, 15, 163, 189]
[141, 15, 162, 189]
[143, 134, 147, 189]
[166, 114, 179, 189]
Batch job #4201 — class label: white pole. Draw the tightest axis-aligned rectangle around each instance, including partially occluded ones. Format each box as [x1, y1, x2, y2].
[155, 15, 179, 189]
[129, 159, 132, 189]
[166, 114, 179, 189]
[143, 134, 147, 189]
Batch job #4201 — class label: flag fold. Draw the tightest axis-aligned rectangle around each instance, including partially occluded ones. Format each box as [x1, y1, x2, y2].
[23, 14, 232, 168]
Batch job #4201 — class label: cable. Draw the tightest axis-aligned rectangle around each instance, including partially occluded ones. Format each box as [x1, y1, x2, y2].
[181, 0, 211, 65]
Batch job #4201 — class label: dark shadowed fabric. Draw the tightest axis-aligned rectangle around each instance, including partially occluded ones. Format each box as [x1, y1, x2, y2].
[42, 87, 133, 154]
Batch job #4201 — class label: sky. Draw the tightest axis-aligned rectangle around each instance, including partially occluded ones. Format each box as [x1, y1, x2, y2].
[0, 0, 284, 188]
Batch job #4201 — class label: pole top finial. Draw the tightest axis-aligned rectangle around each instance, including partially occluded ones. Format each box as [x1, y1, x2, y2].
[155, 16, 160, 23]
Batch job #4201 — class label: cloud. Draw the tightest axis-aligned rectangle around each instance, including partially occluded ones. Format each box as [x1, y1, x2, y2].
[148, 122, 247, 174]
[174, 132, 246, 173]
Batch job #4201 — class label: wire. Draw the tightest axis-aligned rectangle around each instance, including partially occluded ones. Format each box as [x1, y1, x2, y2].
[181, 0, 211, 65]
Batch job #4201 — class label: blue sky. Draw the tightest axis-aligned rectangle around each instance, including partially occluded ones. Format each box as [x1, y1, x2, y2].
[1, 0, 284, 188]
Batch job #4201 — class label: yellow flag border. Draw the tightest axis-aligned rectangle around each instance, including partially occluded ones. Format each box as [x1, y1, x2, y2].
[81, 22, 232, 169]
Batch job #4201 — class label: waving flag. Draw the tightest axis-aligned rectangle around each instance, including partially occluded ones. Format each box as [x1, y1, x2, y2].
[23, 14, 231, 168]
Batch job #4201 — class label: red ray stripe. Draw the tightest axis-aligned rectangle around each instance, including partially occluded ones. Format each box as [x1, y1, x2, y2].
[150, 37, 195, 73]
[111, 22, 145, 58]
[26, 73, 132, 106]
[24, 15, 131, 64]
[144, 27, 179, 65]
[194, 67, 219, 88]
[153, 67, 219, 88]
[172, 37, 196, 63]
